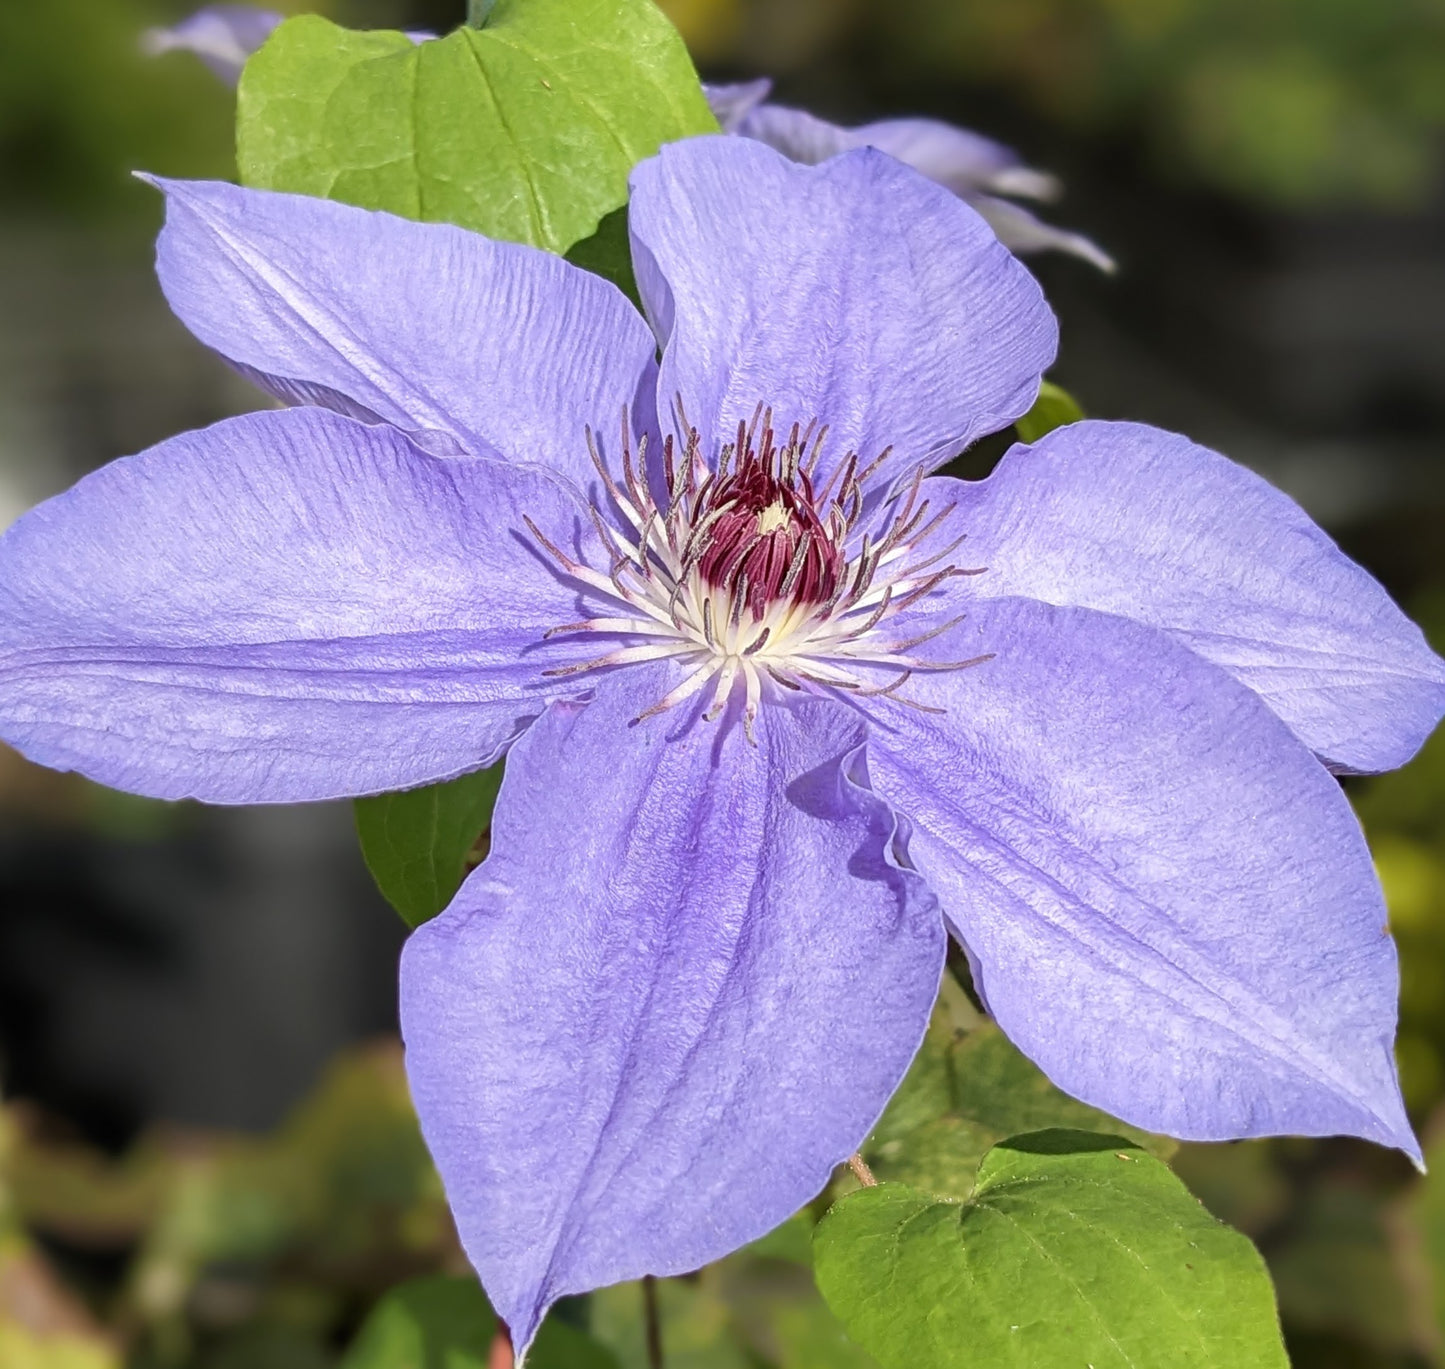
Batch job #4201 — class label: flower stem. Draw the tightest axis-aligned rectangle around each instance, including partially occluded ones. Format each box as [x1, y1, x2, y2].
[467, 0, 498, 27]
[847, 1152, 878, 1187]
[643, 1275, 664, 1369]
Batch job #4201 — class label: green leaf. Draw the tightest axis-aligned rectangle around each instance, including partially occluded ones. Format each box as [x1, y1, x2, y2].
[864, 975, 1173, 1198]
[1013, 380, 1084, 442]
[237, 4, 717, 253]
[344, 1275, 619, 1368]
[565, 204, 640, 305]
[814, 1130, 1288, 1369]
[353, 766, 503, 929]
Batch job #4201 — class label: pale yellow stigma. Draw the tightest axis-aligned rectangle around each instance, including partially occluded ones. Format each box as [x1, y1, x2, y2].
[755, 501, 793, 535]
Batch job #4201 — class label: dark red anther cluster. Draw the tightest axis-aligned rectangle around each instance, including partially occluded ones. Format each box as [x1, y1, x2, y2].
[696, 417, 845, 620]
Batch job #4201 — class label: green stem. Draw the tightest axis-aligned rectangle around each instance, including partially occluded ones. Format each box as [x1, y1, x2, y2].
[467, 0, 498, 27]
[643, 1276, 664, 1369]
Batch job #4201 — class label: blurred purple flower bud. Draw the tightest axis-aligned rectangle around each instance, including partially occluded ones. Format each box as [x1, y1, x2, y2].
[143, 6, 432, 86]
[706, 82, 1115, 270]
[141, 5, 283, 85]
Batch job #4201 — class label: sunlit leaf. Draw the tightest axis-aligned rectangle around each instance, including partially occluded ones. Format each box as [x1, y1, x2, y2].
[815, 1130, 1288, 1369]
[238, 3, 716, 253]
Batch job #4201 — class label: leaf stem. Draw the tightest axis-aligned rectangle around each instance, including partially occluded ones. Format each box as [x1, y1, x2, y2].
[848, 1152, 878, 1187]
[643, 1275, 664, 1369]
[467, 0, 498, 26]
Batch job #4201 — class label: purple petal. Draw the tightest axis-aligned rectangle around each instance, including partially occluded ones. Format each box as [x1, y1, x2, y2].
[842, 117, 1054, 198]
[734, 106, 1046, 200]
[0, 407, 591, 803]
[730, 104, 1113, 267]
[965, 193, 1116, 271]
[703, 78, 773, 133]
[141, 6, 283, 85]
[148, 177, 656, 492]
[627, 136, 1056, 484]
[731, 100, 854, 164]
[867, 596, 1415, 1157]
[943, 420, 1445, 772]
[401, 670, 943, 1349]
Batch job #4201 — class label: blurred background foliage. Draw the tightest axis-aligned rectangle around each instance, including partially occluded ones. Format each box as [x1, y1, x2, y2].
[7, 0, 1445, 217]
[0, 2, 320, 222]
[4, 0, 1445, 1366]
[656, 0, 1445, 208]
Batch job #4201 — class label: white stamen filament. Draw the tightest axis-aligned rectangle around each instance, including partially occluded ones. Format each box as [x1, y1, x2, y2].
[528, 409, 992, 739]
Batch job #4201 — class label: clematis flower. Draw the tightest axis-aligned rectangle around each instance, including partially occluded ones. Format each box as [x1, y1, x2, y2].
[1, 135, 1442, 1348]
[148, 5, 1112, 267]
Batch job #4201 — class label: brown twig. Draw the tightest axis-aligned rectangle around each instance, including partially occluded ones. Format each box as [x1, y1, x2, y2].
[847, 1152, 878, 1187]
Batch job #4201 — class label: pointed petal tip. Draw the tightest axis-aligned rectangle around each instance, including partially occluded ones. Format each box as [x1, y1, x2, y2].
[1334, 1094, 1420, 1167]
[1374, 1090, 1424, 1169]
[866, 600, 1423, 1163]
[1330, 1066, 1422, 1165]
[499, 1304, 546, 1367]
[955, 419, 1445, 772]
[138, 172, 222, 209]
[401, 681, 942, 1345]
[986, 165, 1064, 202]
[1037, 225, 1117, 273]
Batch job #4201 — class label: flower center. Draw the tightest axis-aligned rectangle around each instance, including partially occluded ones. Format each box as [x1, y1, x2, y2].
[693, 421, 844, 620]
[525, 405, 992, 739]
